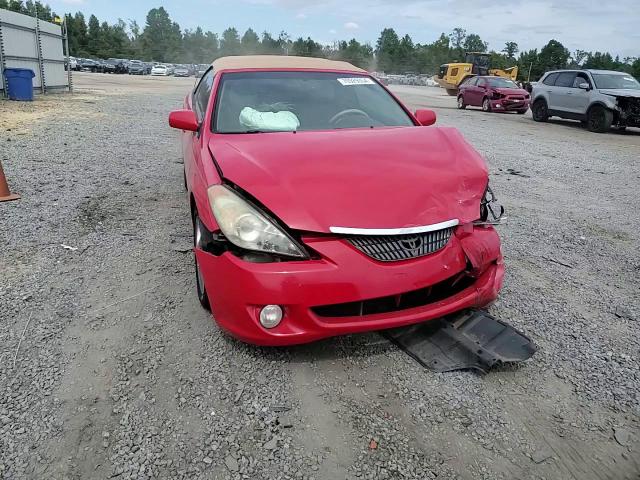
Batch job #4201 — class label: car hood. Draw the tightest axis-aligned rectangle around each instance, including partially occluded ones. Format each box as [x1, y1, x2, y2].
[599, 89, 640, 98]
[494, 87, 529, 96]
[209, 127, 488, 233]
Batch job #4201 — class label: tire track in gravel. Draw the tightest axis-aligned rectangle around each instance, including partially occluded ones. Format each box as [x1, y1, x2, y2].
[288, 352, 357, 479]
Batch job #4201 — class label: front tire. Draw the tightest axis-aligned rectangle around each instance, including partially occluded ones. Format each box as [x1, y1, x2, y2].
[482, 97, 492, 112]
[532, 99, 548, 122]
[587, 105, 613, 133]
[457, 95, 466, 109]
[193, 214, 211, 311]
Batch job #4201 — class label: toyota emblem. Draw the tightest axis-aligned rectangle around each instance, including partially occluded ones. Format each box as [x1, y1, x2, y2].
[399, 235, 423, 252]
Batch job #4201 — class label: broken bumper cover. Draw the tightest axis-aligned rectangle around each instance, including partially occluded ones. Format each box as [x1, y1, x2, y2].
[384, 309, 537, 373]
[615, 97, 640, 127]
[491, 98, 530, 111]
[196, 225, 504, 346]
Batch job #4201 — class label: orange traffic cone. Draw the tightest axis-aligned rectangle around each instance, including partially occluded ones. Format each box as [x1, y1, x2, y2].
[0, 159, 20, 202]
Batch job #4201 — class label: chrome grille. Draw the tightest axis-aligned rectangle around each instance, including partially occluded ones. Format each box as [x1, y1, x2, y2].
[347, 227, 454, 262]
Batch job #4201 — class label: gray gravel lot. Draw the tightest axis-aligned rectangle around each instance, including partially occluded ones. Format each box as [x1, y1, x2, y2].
[1, 74, 639, 480]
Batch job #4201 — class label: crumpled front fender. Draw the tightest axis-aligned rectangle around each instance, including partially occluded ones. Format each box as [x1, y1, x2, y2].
[456, 225, 502, 274]
[455, 225, 504, 304]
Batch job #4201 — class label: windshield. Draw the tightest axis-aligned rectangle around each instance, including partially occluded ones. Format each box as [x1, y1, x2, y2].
[592, 73, 640, 90]
[486, 77, 519, 88]
[466, 54, 490, 68]
[214, 71, 414, 133]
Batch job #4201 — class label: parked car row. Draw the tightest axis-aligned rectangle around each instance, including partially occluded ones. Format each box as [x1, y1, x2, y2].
[66, 57, 206, 78]
[371, 72, 438, 87]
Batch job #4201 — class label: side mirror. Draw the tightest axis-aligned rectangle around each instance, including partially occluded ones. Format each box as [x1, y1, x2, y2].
[578, 82, 590, 90]
[169, 109, 199, 132]
[415, 109, 437, 126]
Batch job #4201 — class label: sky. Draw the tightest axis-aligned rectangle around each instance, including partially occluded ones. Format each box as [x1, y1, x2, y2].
[48, 0, 639, 59]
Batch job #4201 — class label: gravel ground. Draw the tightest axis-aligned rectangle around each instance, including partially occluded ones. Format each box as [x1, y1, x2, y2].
[1, 74, 638, 480]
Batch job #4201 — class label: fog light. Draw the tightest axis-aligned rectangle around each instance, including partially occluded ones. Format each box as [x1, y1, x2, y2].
[259, 305, 283, 329]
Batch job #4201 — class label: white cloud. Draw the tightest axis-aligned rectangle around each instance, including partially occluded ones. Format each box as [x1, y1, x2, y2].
[344, 21, 359, 30]
[329, 29, 337, 34]
[295, 12, 307, 19]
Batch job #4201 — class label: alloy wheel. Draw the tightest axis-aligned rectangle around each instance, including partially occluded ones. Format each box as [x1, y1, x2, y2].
[589, 110, 603, 131]
[533, 101, 548, 121]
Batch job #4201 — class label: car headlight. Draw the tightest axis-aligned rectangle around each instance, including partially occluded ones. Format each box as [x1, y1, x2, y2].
[207, 185, 307, 258]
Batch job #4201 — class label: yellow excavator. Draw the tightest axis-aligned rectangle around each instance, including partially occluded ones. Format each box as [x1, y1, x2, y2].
[434, 52, 518, 96]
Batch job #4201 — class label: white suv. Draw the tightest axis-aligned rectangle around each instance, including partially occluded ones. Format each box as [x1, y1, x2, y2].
[531, 69, 640, 132]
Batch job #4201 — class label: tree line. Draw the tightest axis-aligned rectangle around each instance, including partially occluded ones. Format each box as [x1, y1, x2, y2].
[1, 1, 638, 80]
[376, 28, 640, 81]
[62, 7, 375, 69]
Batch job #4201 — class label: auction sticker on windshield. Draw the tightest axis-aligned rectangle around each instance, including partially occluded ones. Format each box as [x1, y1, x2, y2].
[337, 77, 376, 86]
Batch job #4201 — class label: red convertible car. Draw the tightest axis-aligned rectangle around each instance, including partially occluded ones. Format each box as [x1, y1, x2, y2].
[457, 76, 530, 113]
[169, 56, 504, 346]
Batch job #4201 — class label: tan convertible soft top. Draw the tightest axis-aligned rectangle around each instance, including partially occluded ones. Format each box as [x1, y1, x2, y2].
[211, 55, 365, 73]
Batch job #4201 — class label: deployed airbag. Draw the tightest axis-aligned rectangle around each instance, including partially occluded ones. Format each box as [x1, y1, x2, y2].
[239, 107, 300, 132]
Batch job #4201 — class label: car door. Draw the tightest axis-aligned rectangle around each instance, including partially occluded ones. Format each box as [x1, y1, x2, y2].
[473, 78, 489, 106]
[185, 69, 215, 208]
[537, 72, 558, 107]
[461, 77, 479, 105]
[567, 73, 592, 115]
[548, 72, 577, 113]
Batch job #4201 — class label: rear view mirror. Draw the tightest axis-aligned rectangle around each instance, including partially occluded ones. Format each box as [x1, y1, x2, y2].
[578, 82, 590, 90]
[169, 109, 199, 132]
[415, 109, 437, 126]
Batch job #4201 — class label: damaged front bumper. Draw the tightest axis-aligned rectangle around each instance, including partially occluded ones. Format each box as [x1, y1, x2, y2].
[490, 98, 530, 112]
[196, 224, 504, 346]
[615, 96, 640, 127]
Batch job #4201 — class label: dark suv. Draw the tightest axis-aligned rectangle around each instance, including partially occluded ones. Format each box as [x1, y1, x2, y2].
[105, 58, 128, 74]
[79, 58, 100, 72]
[128, 60, 146, 75]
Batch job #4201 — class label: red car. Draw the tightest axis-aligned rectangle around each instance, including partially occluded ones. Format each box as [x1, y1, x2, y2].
[457, 76, 530, 113]
[169, 56, 505, 346]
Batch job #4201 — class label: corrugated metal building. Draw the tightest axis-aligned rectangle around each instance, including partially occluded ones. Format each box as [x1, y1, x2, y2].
[0, 8, 70, 95]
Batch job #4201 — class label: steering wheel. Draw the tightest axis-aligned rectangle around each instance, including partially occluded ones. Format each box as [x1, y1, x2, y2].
[329, 109, 372, 126]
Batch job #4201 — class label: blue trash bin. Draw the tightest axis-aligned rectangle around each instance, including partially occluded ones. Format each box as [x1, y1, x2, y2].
[4, 68, 36, 101]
